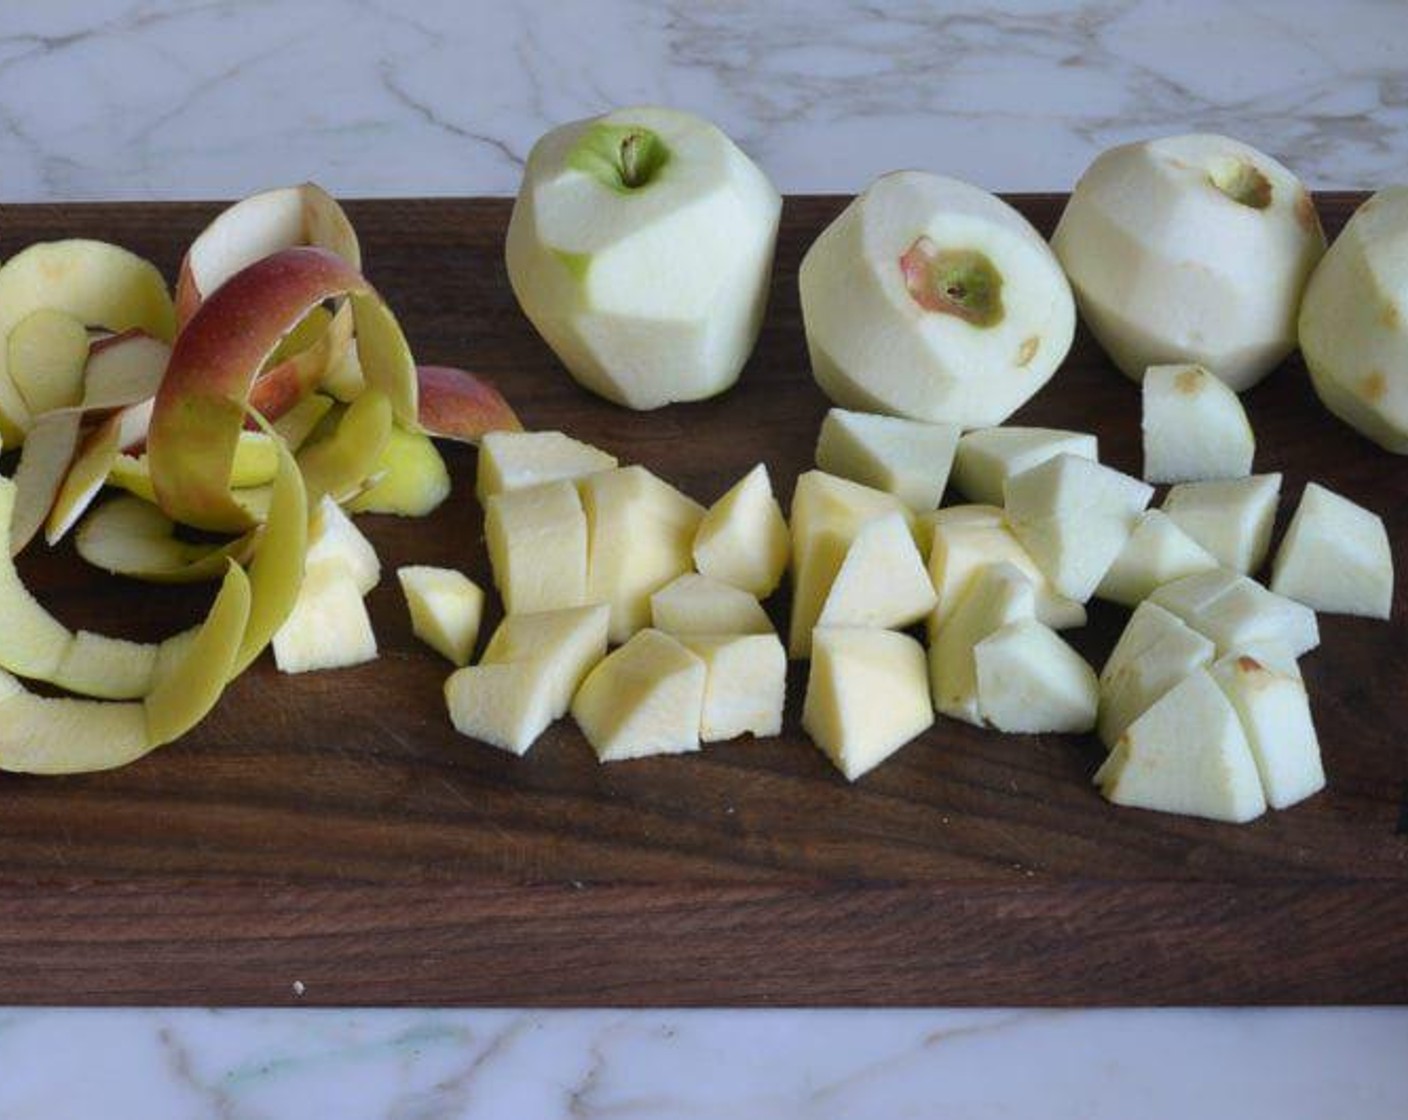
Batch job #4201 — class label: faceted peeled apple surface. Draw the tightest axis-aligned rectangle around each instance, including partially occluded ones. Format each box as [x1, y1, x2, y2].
[398, 566, 485, 666]
[580, 466, 704, 643]
[1141, 363, 1255, 483]
[1270, 482, 1393, 619]
[1210, 650, 1324, 810]
[679, 633, 787, 742]
[816, 511, 936, 631]
[475, 429, 617, 499]
[800, 170, 1075, 427]
[1053, 133, 1326, 390]
[571, 628, 707, 761]
[803, 627, 934, 781]
[814, 408, 960, 511]
[1003, 453, 1153, 603]
[506, 106, 782, 409]
[950, 426, 1097, 508]
[1096, 669, 1268, 824]
[1150, 569, 1320, 658]
[930, 562, 1036, 726]
[307, 494, 381, 594]
[1161, 473, 1281, 574]
[925, 504, 1085, 634]
[485, 479, 589, 615]
[1098, 601, 1216, 748]
[1298, 187, 1408, 452]
[444, 604, 609, 756]
[272, 562, 377, 674]
[1095, 509, 1220, 608]
[649, 573, 773, 636]
[692, 463, 790, 598]
[974, 619, 1098, 734]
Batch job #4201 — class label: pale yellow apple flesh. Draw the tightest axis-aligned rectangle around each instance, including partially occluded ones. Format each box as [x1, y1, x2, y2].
[693, 463, 790, 598]
[398, 566, 485, 667]
[571, 628, 707, 761]
[485, 479, 589, 615]
[649, 572, 773, 636]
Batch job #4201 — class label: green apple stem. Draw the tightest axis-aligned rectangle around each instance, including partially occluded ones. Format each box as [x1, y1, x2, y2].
[567, 122, 670, 193]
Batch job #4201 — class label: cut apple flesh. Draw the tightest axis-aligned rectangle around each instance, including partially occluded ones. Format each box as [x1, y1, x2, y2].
[147, 247, 417, 533]
[346, 425, 451, 517]
[0, 239, 175, 448]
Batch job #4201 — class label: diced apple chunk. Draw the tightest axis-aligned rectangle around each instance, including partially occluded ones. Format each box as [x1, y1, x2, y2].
[1270, 482, 1393, 618]
[679, 633, 787, 742]
[486, 479, 589, 615]
[272, 563, 377, 674]
[571, 628, 706, 761]
[475, 429, 617, 499]
[397, 566, 485, 666]
[951, 426, 1098, 507]
[692, 464, 790, 598]
[803, 627, 933, 781]
[925, 505, 1085, 634]
[1150, 569, 1320, 657]
[1004, 453, 1153, 602]
[347, 425, 451, 517]
[650, 573, 773, 636]
[580, 466, 704, 644]
[814, 407, 960, 511]
[1210, 649, 1324, 810]
[1161, 473, 1281, 574]
[1142, 362, 1255, 483]
[307, 494, 380, 594]
[974, 619, 1097, 733]
[1095, 509, 1221, 607]
[930, 562, 1036, 726]
[444, 604, 610, 756]
[1096, 669, 1267, 824]
[1098, 601, 1215, 748]
[816, 511, 936, 630]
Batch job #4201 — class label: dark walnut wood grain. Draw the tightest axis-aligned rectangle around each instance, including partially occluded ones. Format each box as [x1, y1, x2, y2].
[0, 195, 1404, 1007]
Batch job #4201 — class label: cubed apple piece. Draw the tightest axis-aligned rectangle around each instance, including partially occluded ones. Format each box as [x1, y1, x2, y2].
[1161, 473, 1281, 574]
[679, 633, 787, 742]
[803, 627, 933, 780]
[571, 629, 707, 762]
[7, 308, 89, 417]
[692, 464, 790, 598]
[1095, 669, 1267, 824]
[951, 427, 1098, 507]
[1210, 650, 1324, 810]
[1141, 363, 1255, 483]
[1098, 605, 1216, 748]
[444, 604, 610, 755]
[475, 429, 617, 500]
[650, 573, 773, 636]
[929, 562, 1037, 726]
[307, 495, 380, 594]
[579, 466, 704, 644]
[925, 504, 1086, 634]
[398, 566, 485, 666]
[1270, 482, 1393, 618]
[346, 425, 451, 517]
[1004, 453, 1154, 603]
[1094, 509, 1221, 607]
[272, 563, 377, 674]
[1150, 569, 1320, 657]
[814, 408, 961, 511]
[974, 619, 1098, 734]
[787, 471, 915, 657]
[816, 511, 937, 630]
[486, 479, 589, 615]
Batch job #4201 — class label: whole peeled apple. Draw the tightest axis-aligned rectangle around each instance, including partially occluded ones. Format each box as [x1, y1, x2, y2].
[799, 171, 1075, 428]
[506, 106, 781, 410]
[1053, 133, 1326, 390]
[1298, 187, 1408, 452]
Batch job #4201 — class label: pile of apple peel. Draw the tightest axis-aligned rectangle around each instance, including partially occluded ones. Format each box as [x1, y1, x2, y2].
[0, 183, 519, 774]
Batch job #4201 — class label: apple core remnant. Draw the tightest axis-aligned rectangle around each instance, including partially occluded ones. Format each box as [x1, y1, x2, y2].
[900, 238, 1005, 328]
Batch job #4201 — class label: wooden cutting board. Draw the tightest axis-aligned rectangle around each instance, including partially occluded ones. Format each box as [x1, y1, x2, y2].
[0, 195, 1404, 1007]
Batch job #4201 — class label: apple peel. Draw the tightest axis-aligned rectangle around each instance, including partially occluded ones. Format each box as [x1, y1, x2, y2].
[148, 247, 417, 533]
[416, 365, 521, 444]
[75, 495, 255, 584]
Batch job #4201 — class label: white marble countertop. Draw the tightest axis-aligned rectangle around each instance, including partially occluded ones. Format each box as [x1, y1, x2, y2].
[1, 1, 1406, 1116]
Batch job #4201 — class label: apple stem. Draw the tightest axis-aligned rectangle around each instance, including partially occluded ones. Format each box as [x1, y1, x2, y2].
[619, 132, 647, 189]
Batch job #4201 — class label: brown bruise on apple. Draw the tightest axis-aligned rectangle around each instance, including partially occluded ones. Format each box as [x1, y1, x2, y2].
[900, 237, 1005, 328]
[1016, 336, 1040, 367]
[1175, 366, 1205, 395]
[1295, 189, 1323, 237]
[1208, 158, 1273, 211]
[1360, 370, 1388, 404]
